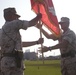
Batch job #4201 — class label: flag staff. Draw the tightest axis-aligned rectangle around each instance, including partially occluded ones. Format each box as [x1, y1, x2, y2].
[37, 1, 44, 64]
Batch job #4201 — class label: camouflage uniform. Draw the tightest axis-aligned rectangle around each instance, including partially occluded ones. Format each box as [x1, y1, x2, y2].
[1, 7, 42, 75]
[0, 29, 3, 75]
[0, 49, 2, 75]
[59, 29, 76, 75]
[1, 20, 30, 75]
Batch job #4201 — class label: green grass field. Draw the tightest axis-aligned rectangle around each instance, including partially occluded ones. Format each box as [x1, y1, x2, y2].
[24, 60, 61, 75]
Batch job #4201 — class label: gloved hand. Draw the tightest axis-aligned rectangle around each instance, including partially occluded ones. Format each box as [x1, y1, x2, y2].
[36, 13, 42, 20]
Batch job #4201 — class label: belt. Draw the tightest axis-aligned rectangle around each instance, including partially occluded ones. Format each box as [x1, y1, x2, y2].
[3, 53, 15, 57]
[61, 51, 75, 58]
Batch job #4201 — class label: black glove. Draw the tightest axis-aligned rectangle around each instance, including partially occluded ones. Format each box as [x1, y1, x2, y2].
[36, 13, 42, 20]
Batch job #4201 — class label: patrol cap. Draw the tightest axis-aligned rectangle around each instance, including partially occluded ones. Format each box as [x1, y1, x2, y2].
[59, 17, 70, 24]
[4, 7, 20, 18]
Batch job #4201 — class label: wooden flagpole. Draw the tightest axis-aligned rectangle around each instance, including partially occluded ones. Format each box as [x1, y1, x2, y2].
[37, 1, 44, 64]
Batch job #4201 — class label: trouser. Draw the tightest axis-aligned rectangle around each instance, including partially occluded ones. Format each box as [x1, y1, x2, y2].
[0, 60, 3, 75]
[1, 68, 23, 75]
[61, 62, 76, 75]
[1, 57, 24, 75]
[0, 70, 3, 75]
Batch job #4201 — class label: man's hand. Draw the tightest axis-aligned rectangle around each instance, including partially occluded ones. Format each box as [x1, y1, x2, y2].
[36, 13, 42, 19]
[38, 46, 49, 53]
[35, 23, 42, 29]
[39, 46, 52, 53]
[29, 13, 42, 27]
[42, 46, 49, 52]
[37, 38, 44, 44]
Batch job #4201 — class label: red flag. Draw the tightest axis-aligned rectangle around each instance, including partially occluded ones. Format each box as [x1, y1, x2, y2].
[30, 0, 61, 36]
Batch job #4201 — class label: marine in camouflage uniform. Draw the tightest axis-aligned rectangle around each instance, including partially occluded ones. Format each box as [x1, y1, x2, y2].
[1, 7, 43, 75]
[37, 17, 76, 75]
[59, 26, 76, 75]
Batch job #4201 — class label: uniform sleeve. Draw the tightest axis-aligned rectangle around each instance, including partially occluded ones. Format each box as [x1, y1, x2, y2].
[22, 20, 30, 29]
[63, 32, 75, 44]
[13, 20, 30, 30]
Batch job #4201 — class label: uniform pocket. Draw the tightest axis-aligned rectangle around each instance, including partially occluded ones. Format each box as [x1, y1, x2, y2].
[1, 57, 16, 69]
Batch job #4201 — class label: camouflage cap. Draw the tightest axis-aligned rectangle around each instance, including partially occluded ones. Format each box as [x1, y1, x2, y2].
[59, 17, 70, 24]
[4, 7, 20, 18]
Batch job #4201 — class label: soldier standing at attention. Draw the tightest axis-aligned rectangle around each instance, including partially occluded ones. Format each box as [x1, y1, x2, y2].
[1, 7, 43, 75]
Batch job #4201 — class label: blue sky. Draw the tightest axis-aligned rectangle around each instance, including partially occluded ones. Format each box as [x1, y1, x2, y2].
[0, 0, 76, 57]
